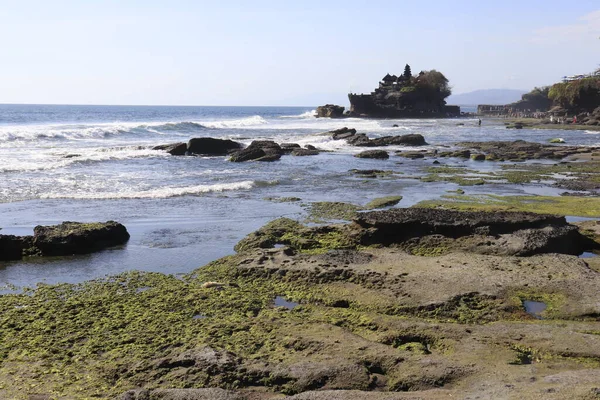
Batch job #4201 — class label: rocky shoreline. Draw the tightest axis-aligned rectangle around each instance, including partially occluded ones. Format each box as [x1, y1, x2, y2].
[3, 133, 600, 399]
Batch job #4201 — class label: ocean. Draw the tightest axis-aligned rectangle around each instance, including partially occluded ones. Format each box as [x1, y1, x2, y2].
[1, 104, 598, 287]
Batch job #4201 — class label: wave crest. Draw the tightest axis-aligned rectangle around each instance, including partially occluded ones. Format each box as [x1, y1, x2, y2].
[40, 181, 257, 200]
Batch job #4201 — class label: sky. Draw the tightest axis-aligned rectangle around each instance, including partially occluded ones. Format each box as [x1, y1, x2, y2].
[0, 0, 599, 106]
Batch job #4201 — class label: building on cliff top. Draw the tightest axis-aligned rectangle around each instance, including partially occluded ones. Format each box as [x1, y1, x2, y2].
[348, 67, 460, 118]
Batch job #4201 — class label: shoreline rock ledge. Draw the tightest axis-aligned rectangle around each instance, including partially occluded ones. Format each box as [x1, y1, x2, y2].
[0, 221, 130, 260]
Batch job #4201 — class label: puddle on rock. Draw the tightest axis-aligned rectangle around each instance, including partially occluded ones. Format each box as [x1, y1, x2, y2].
[579, 252, 598, 259]
[274, 296, 299, 310]
[273, 243, 286, 248]
[192, 314, 206, 320]
[523, 300, 547, 319]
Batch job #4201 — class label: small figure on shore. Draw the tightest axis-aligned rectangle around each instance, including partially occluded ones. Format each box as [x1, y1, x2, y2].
[573, 115, 577, 124]
[478, 119, 481, 126]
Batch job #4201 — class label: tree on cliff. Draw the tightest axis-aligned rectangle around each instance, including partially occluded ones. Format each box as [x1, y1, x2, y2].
[403, 64, 412, 80]
[510, 86, 552, 111]
[548, 76, 600, 112]
[415, 70, 451, 99]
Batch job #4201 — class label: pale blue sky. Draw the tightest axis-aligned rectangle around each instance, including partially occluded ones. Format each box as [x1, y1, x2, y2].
[0, 0, 598, 106]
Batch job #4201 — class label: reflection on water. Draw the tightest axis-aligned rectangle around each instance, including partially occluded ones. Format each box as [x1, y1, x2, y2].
[274, 296, 299, 310]
[523, 300, 547, 319]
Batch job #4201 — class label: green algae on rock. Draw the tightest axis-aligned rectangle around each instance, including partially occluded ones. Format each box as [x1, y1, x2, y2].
[4, 210, 600, 399]
[365, 196, 403, 210]
[305, 201, 362, 222]
[416, 194, 600, 217]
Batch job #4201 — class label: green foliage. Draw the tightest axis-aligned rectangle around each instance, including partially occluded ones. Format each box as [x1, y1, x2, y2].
[415, 70, 452, 99]
[403, 64, 412, 80]
[548, 76, 600, 111]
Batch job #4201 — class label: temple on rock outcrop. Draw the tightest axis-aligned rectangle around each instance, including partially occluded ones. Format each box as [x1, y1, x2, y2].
[348, 65, 460, 118]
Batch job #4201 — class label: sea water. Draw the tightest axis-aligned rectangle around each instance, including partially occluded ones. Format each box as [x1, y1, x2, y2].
[0, 104, 597, 287]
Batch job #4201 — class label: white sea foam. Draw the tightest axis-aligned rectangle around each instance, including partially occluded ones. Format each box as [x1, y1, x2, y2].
[0, 146, 165, 173]
[200, 115, 268, 129]
[584, 130, 600, 134]
[280, 110, 316, 119]
[40, 181, 256, 200]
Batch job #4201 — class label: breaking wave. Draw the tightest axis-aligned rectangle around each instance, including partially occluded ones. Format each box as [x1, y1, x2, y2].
[200, 115, 268, 129]
[280, 110, 316, 119]
[0, 115, 270, 143]
[40, 181, 257, 200]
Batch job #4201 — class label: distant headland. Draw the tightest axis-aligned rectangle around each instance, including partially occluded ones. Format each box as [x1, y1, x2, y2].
[317, 64, 461, 118]
[476, 68, 600, 128]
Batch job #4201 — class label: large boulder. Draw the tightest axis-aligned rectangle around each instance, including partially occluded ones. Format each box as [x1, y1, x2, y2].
[291, 149, 319, 156]
[0, 235, 26, 261]
[316, 104, 345, 118]
[369, 134, 427, 147]
[330, 127, 357, 140]
[230, 141, 283, 162]
[280, 143, 301, 154]
[187, 138, 242, 155]
[336, 132, 427, 147]
[152, 142, 187, 156]
[353, 208, 590, 256]
[354, 150, 389, 159]
[32, 221, 130, 256]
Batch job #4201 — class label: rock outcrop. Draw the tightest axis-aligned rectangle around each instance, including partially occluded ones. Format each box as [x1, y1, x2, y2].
[187, 138, 243, 155]
[154, 138, 242, 156]
[0, 234, 27, 261]
[33, 221, 130, 256]
[0, 221, 130, 260]
[333, 131, 427, 147]
[230, 141, 283, 162]
[316, 104, 345, 118]
[152, 142, 187, 156]
[354, 150, 389, 159]
[353, 208, 589, 256]
[456, 140, 596, 161]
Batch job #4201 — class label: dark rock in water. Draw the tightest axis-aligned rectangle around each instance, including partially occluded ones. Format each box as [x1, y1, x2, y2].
[255, 153, 282, 162]
[230, 140, 282, 162]
[345, 133, 371, 146]
[456, 140, 597, 161]
[396, 151, 425, 159]
[32, 221, 130, 256]
[152, 142, 187, 156]
[304, 144, 317, 150]
[0, 235, 26, 261]
[280, 143, 301, 154]
[330, 127, 357, 140]
[353, 208, 589, 256]
[471, 154, 486, 161]
[392, 124, 399, 127]
[354, 150, 389, 159]
[316, 104, 345, 118]
[229, 147, 267, 162]
[187, 138, 242, 155]
[370, 133, 427, 147]
[291, 149, 319, 156]
[336, 132, 427, 147]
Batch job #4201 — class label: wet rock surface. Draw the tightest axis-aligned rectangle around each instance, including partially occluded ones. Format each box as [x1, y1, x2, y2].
[456, 140, 597, 161]
[187, 138, 243, 155]
[0, 221, 130, 259]
[230, 140, 283, 162]
[332, 131, 427, 147]
[354, 150, 389, 159]
[316, 104, 345, 118]
[32, 221, 130, 256]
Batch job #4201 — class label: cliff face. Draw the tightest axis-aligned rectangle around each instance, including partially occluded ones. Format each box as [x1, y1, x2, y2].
[348, 68, 459, 118]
